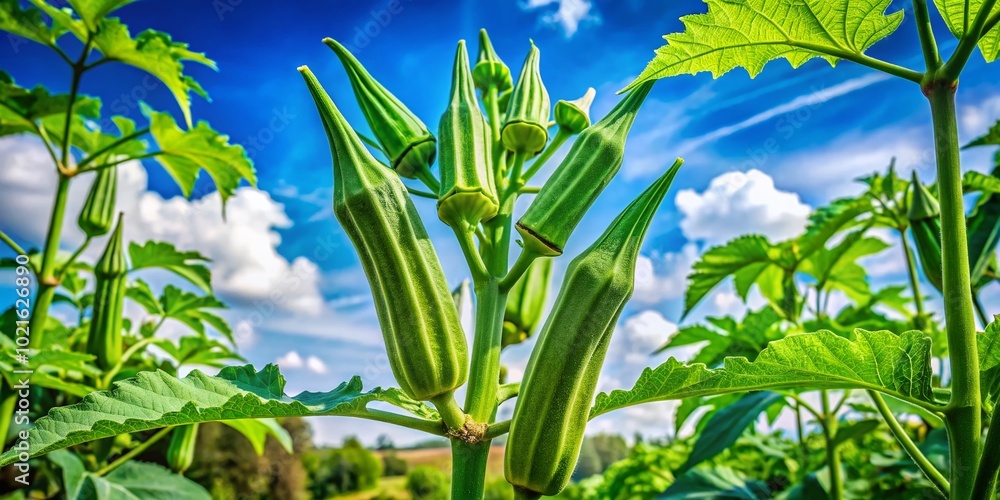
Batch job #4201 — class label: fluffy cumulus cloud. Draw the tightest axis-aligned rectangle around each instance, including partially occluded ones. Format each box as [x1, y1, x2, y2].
[522, 0, 599, 36]
[0, 137, 324, 316]
[676, 169, 811, 245]
[276, 350, 328, 374]
[616, 310, 678, 366]
[633, 244, 698, 305]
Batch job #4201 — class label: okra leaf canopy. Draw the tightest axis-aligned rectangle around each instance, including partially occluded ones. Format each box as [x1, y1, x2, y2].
[50, 450, 211, 500]
[590, 329, 938, 419]
[933, 0, 1000, 62]
[0, 364, 439, 467]
[623, 0, 903, 91]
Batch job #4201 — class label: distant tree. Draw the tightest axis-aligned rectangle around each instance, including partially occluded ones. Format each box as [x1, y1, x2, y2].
[376, 434, 396, 450]
[304, 436, 382, 498]
[382, 451, 409, 476]
[406, 466, 449, 499]
[591, 434, 630, 468]
[573, 438, 603, 479]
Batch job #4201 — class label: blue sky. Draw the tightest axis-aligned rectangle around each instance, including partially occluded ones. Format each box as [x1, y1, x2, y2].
[2, 0, 1000, 447]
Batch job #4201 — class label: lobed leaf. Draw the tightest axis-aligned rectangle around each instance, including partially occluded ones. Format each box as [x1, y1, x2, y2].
[591, 329, 937, 418]
[0, 364, 438, 467]
[129, 241, 212, 292]
[625, 0, 904, 91]
[933, 0, 1000, 62]
[678, 391, 784, 474]
[685, 235, 780, 317]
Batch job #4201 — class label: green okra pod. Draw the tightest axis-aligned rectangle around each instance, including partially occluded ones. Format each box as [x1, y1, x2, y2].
[502, 42, 550, 155]
[437, 40, 499, 228]
[908, 171, 944, 292]
[516, 82, 654, 256]
[554, 87, 596, 135]
[505, 159, 683, 499]
[502, 258, 553, 348]
[86, 214, 127, 370]
[78, 166, 118, 238]
[473, 29, 512, 95]
[325, 38, 437, 180]
[167, 423, 199, 474]
[300, 66, 468, 402]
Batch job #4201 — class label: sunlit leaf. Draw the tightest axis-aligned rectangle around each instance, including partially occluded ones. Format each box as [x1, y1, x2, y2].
[933, 0, 1000, 62]
[679, 391, 783, 474]
[221, 418, 293, 456]
[625, 0, 903, 91]
[592, 329, 936, 418]
[129, 241, 211, 292]
[0, 0, 61, 46]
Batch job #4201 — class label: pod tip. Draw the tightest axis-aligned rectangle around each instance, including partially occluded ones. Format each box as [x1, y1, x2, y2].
[297, 65, 309, 73]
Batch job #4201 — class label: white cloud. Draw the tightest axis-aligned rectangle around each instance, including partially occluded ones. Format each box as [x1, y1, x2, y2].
[633, 244, 698, 305]
[676, 169, 811, 245]
[961, 93, 1000, 133]
[522, 0, 599, 36]
[616, 310, 678, 366]
[0, 137, 324, 316]
[276, 350, 304, 369]
[305, 355, 328, 374]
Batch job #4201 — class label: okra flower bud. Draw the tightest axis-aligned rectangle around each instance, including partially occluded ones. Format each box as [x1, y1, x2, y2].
[325, 38, 437, 180]
[502, 42, 550, 155]
[300, 66, 468, 401]
[502, 258, 553, 348]
[437, 41, 499, 228]
[78, 166, 118, 238]
[908, 171, 944, 292]
[86, 214, 127, 370]
[167, 424, 199, 474]
[505, 160, 683, 499]
[473, 29, 512, 95]
[554, 88, 596, 135]
[516, 82, 654, 256]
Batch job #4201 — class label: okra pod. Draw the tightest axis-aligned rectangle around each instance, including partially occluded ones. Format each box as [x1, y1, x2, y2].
[908, 171, 944, 292]
[86, 214, 127, 370]
[502, 42, 550, 155]
[77, 166, 118, 238]
[505, 159, 683, 499]
[516, 82, 654, 256]
[300, 66, 468, 402]
[437, 41, 499, 228]
[473, 29, 512, 95]
[502, 258, 553, 348]
[554, 87, 596, 135]
[325, 38, 436, 180]
[167, 423, 199, 474]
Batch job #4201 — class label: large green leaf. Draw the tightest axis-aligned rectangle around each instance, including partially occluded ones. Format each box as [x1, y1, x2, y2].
[685, 235, 780, 317]
[0, 364, 440, 467]
[625, 0, 903, 90]
[678, 391, 783, 474]
[980, 316, 1000, 372]
[933, 0, 1000, 61]
[660, 467, 771, 499]
[965, 120, 1000, 149]
[66, 0, 137, 30]
[146, 110, 257, 205]
[0, 0, 61, 46]
[221, 418, 293, 456]
[51, 450, 211, 499]
[0, 71, 101, 138]
[591, 329, 937, 419]
[129, 241, 212, 292]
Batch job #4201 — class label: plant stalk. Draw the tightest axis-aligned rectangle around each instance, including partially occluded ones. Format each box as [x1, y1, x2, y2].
[95, 427, 173, 476]
[927, 84, 982, 499]
[973, 412, 1000, 499]
[0, 385, 14, 447]
[30, 174, 72, 349]
[870, 391, 950, 496]
[821, 390, 844, 500]
[451, 441, 491, 500]
[899, 230, 927, 321]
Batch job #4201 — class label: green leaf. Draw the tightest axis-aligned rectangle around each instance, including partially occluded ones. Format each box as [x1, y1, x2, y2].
[83, 461, 211, 500]
[0, 0, 60, 46]
[964, 171, 1000, 194]
[0, 71, 101, 138]
[49, 450, 87, 498]
[221, 418, 293, 455]
[933, 0, 1000, 62]
[146, 109, 256, 206]
[591, 329, 936, 419]
[90, 19, 215, 126]
[125, 279, 162, 315]
[0, 364, 439, 467]
[966, 120, 1000, 149]
[660, 467, 771, 499]
[979, 316, 1000, 373]
[832, 418, 881, 446]
[129, 241, 211, 292]
[625, 0, 903, 90]
[155, 336, 243, 368]
[679, 391, 783, 474]
[65, 0, 137, 30]
[685, 235, 780, 317]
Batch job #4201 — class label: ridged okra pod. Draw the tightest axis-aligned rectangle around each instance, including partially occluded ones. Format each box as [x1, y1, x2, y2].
[502, 258, 553, 348]
[908, 171, 944, 292]
[300, 66, 468, 402]
[502, 42, 549, 155]
[167, 424, 199, 474]
[516, 82, 653, 256]
[78, 166, 118, 237]
[86, 214, 127, 370]
[325, 38, 436, 180]
[473, 29, 512, 95]
[505, 160, 683, 499]
[437, 41, 499, 228]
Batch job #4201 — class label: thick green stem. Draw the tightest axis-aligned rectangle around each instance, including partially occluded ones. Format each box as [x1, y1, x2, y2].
[30, 175, 72, 349]
[821, 390, 844, 500]
[464, 280, 507, 422]
[870, 391, 950, 496]
[912, 0, 942, 71]
[0, 385, 14, 447]
[431, 392, 468, 431]
[928, 85, 982, 499]
[451, 441, 491, 500]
